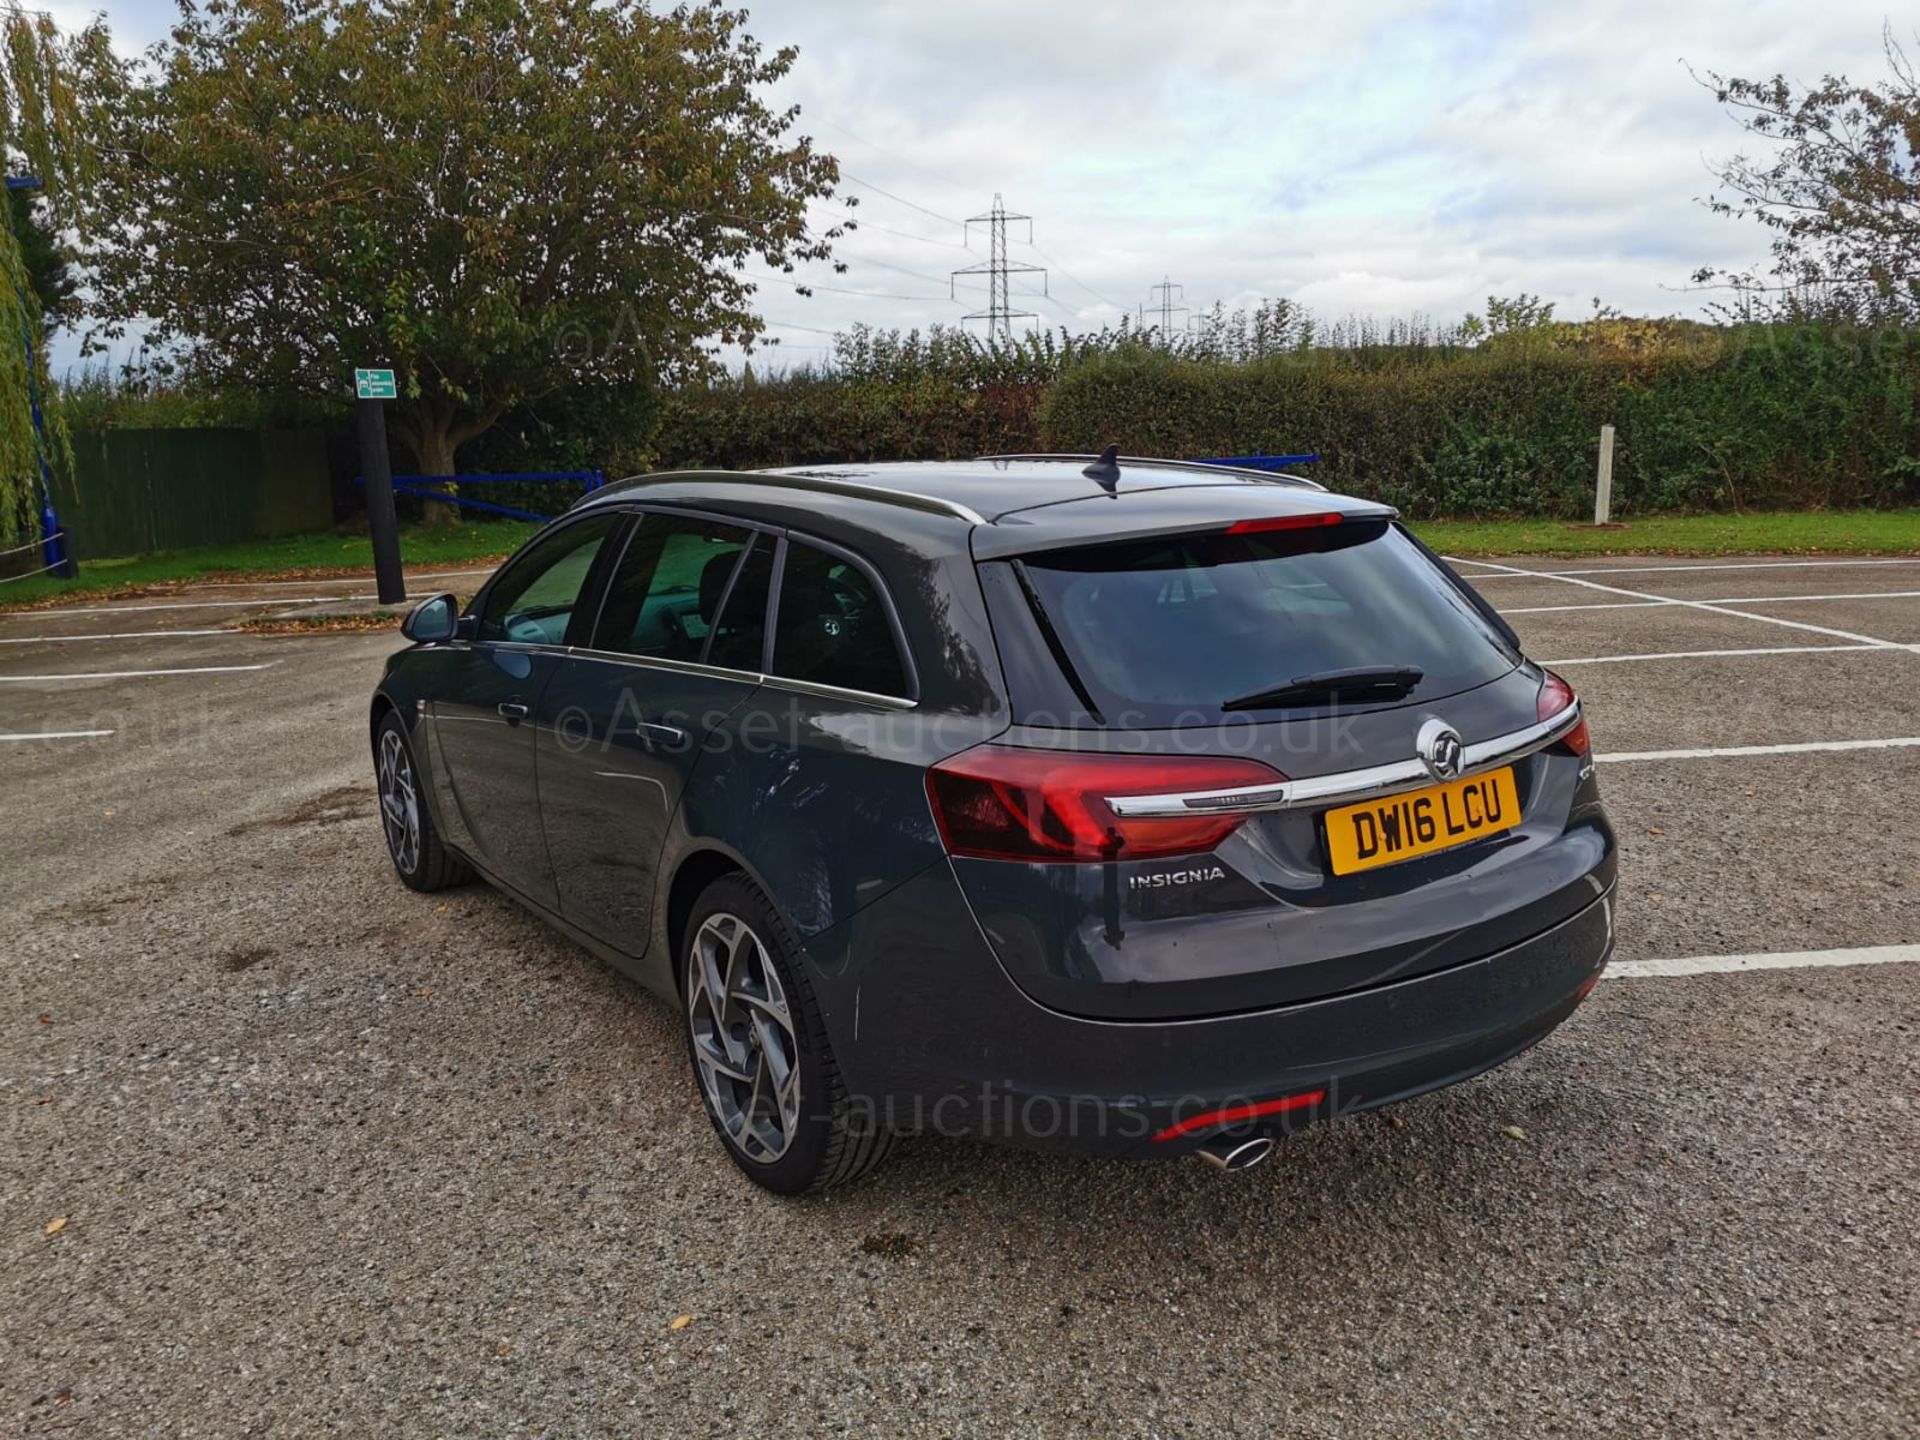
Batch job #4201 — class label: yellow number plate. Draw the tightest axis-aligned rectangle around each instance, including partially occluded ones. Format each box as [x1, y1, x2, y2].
[1323, 767, 1521, 876]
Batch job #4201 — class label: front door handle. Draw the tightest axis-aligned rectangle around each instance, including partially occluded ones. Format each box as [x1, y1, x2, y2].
[498, 701, 530, 723]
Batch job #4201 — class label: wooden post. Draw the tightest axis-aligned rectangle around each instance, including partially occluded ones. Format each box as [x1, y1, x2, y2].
[1594, 424, 1615, 526]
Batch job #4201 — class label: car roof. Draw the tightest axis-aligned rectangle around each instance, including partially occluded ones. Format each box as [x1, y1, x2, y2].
[574, 455, 1394, 558]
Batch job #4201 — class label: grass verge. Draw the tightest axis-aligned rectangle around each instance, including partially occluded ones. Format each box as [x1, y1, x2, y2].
[1411, 509, 1920, 557]
[0, 521, 539, 610]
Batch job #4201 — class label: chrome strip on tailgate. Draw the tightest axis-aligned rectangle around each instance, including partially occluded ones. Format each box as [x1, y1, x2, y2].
[1105, 703, 1583, 818]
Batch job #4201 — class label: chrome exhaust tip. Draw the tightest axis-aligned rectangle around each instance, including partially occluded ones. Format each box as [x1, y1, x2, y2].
[1196, 1135, 1274, 1171]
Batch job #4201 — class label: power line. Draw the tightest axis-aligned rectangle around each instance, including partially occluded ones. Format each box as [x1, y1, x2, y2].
[746, 269, 951, 302]
[812, 116, 978, 198]
[1024, 239, 1127, 313]
[840, 172, 964, 228]
[952, 194, 1047, 342]
[758, 318, 841, 336]
[807, 202, 968, 251]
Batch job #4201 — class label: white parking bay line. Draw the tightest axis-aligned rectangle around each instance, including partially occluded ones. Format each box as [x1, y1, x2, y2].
[1596, 735, 1920, 763]
[1543, 643, 1891, 665]
[1605, 944, 1920, 980]
[0, 662, 276, 683]
[0, 728, 115, 741]
[1504, 590, 1920, 616]
[1458, 558, 1906, 649]
[0, 628, 233, 645]
[1457, 558, 1920, 579]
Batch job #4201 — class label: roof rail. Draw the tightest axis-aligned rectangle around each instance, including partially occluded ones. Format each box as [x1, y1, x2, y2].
[977, 453, 1328, 493]
[578, 470, 987, 524]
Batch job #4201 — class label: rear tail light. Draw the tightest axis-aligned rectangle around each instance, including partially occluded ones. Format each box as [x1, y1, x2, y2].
[1538, 670, 1591, 758]
[926, 744, 1285, 863]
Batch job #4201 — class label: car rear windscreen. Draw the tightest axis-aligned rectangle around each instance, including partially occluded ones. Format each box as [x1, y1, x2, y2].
[1014, 520, 1518, 725]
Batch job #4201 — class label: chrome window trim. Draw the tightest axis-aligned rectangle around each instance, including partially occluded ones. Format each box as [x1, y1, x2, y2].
[566, 646, 765, 686]
[555, 647, 915, 710]
[1104, 702, 1582, 818]
[757, 674, 918, 712]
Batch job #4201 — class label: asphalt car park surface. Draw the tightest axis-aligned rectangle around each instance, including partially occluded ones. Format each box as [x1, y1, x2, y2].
[4, 556, 1917, 1438]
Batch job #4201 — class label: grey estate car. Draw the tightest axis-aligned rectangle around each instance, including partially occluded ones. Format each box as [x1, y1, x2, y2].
[370, 453, 1615, 1193]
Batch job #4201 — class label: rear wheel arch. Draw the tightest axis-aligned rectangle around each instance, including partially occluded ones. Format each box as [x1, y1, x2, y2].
[665, 849, 747, 987]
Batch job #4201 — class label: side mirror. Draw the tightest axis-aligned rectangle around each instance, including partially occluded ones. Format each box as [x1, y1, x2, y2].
[401, 592, 460, 644]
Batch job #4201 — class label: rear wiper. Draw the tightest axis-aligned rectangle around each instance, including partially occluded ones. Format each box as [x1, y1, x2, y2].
[1220, 665, 1424, 712]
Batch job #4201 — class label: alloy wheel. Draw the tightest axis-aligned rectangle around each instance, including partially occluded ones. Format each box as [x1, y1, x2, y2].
[686, 911, 802, 1164]
[377, 728, 421, 875]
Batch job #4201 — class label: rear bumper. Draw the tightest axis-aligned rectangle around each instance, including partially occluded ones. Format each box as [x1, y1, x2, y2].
[805, 865, 1615, 1158]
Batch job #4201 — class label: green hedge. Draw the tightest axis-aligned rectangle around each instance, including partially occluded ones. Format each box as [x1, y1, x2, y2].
[654, 322, 1920, 518]
[657, 371, 1048, 472]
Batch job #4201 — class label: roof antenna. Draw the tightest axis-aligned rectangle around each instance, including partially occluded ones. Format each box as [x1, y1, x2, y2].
[1082, 443, 1121, 493]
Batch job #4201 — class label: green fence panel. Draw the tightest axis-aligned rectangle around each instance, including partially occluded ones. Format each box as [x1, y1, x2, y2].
[52, 426, 331, 561]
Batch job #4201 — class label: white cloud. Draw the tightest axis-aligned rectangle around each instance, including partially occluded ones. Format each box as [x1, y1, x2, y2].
[48, 0, 1917, 366]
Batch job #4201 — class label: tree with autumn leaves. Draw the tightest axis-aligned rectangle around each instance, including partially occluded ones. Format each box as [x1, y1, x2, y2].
[85, 0, 841, 509]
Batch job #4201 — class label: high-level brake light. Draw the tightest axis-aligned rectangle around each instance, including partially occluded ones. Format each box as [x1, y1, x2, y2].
[1224, 512, 1346, 536]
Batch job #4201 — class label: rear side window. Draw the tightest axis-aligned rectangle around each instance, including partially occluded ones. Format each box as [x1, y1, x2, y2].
[591, 514, 754, 663]
[1016, 520, 1516, 724]
[770, 540, 909, 699]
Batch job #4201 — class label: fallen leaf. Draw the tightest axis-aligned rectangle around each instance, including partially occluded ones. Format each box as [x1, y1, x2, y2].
[37, 1094, 53, 1105]
[418, 986, 436, 998]
[44, 1216, 67, 1235]
[434, 904, 450, 914]
[1647, 826, 1665, 836]
[37, 1014, 52, 1025]
[1502, 1125, 1528, 1141]
[668, 1314, 692, 1332]
[1388, 1114, 1406, 1130]
[102, 810, 114, 818]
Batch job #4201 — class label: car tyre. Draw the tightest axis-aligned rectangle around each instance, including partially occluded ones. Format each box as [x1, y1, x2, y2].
[682, 874, 893, 1194]
[374, 712, 472, 892]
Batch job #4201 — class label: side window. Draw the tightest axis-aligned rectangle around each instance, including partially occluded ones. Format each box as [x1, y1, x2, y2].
[707, 536, 774, 671]
[591, 514, 754, 663]
[770, 540, 910, 698]
[476, 514, 622, 646]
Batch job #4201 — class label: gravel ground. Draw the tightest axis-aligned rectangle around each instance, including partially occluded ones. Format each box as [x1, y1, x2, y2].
[3, 563, 1917, 1438]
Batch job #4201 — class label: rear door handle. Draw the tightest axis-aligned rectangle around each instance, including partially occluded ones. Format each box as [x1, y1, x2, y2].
[497, 701, 530, 723]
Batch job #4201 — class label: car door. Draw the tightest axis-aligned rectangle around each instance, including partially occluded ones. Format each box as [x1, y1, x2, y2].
[535, 510, 773, 952]
[427, 511, 628, 910]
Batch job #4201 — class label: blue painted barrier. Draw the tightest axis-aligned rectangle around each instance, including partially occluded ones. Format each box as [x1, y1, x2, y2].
[1189, 453, 1320, 470]
[353, 469, 604, 524]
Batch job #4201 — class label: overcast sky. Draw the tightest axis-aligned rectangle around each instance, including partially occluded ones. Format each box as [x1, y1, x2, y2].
[49, 0, 1908, 368]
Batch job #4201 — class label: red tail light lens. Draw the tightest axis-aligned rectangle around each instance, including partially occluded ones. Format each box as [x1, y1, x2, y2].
[926, 745, 1285, 863]
[1224, 512, 1345, 536]
[1538, 669, 1591, 758]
